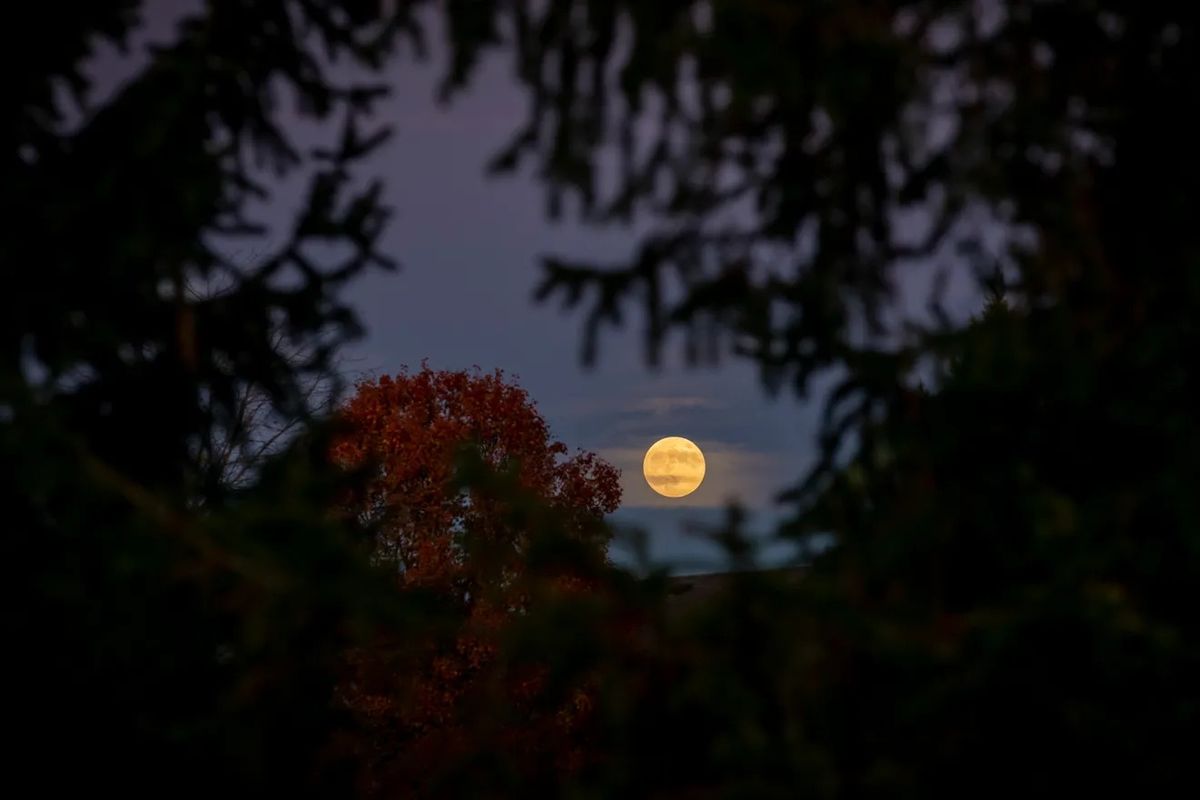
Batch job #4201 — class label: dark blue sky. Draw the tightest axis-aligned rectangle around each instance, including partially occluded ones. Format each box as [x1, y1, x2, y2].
[339, 49, 820, 572]
[91, 4, 984, 573]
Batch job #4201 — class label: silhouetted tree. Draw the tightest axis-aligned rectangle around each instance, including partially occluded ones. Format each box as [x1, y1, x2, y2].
[2, 2, 428, 794]
[410, 1, 1200, 797]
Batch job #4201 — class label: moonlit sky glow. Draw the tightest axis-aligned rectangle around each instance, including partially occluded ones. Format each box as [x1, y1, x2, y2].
[87, 3, 984, 573]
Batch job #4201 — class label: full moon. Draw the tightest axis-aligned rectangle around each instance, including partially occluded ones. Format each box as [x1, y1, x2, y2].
[643, 436, 706, 498]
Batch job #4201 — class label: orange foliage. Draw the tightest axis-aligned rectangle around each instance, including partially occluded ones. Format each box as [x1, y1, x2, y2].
[331, 365, 621, 793]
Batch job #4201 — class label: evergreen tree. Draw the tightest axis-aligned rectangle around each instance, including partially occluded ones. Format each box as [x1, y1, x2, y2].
[3, 3, 423, 794]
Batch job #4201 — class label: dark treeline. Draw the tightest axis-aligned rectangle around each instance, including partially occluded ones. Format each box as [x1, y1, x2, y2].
[4, 1, 1199, 797]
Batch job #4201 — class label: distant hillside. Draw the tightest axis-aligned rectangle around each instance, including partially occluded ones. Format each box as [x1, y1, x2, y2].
[663, 567, 805, 619]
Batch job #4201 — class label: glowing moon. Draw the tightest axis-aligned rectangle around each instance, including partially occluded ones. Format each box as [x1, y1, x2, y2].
[643, 436, 706, 498]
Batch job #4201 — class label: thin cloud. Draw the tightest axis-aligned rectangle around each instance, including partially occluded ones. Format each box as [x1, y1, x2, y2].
[627, 396, 724, 415]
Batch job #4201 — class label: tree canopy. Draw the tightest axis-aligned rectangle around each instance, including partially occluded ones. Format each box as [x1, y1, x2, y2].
[424, 1, 1200, 795]
[4, 2, 423, 793]
[334, 366, 619, 583]
[332, 366, 619, 795]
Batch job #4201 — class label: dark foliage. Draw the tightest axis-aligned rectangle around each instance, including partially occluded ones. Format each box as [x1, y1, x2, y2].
[3, 2, 425, 794]
[421, 1, 1200, 796]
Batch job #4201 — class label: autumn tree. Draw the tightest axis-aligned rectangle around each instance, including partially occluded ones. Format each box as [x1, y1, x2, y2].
[331, 365, 620, 794]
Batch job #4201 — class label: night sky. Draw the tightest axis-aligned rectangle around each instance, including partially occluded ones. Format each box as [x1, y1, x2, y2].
[338, 48, 819, 571]
[90, 4, 981, 573]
